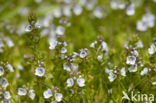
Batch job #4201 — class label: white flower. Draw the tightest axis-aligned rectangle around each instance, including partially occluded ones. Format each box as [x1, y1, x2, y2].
[51, 101, 57, 103]
[148, 43, 156, 54]
[0, 66, 4, 76]
[131, 50, 139, 56]
[56, 26, 65, 35]
[120, 68, 126, 76]
[97, 54, 103, 61]
[128, 64, 137, 72]
[4, 91, 11, 99]
[28, 90, 35, 100]
[118, 3, 126, 10]
[18, 88, 27, 96]
[63, 63, 71, 72]
[6, 64, 14, 72]
[90, 41, 97, 48]
[5, 39, 14, 48]
[25, 25, 32, 32]
[126, 4, 135, 16]
[80, 50, 87, 58]
[0, 78, 9, 89]
[101, 41, 108, 52]
[63, 42, 68, 46]
[108, 72, 117, 82]
[77, 78, 85, 87]
[110, 1, 118, 10]
[152, 82, 156, 85]
[72, 64, 78, 72]
[140, 68, 149, 76]
[35, 21, 41, 29]
[61, 47, 67, 53]
[136, 40, 143, 48]
[53, 8, 62, 18]
[72, 52, 78, 58]
[93, 7, 103, 18]
[126, 56, 136, 65]
[142, 13, 155, 28]
[63, 6, 72, 17]
[136, 20, 147, 31]
[35, 67, 45, 77]
[67, 78, 74, 87]
[1, 99, 10, 103]
[49, 40, 57, 50]
[43, 89, 52, 99]
[55, 93, 63, 102]
[73, 5, 82, 16]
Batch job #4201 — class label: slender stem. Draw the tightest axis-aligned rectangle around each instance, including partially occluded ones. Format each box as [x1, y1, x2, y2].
[36, 80, 51, 88]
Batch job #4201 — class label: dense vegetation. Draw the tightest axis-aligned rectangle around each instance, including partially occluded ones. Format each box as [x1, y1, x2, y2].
[0, 0, 156, 103]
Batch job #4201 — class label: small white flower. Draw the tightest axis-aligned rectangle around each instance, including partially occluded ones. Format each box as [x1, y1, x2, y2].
[101, 41, 108, 52]
[61, 47, 67, 53]
[128, 64, 137, 72]
[0, 78, 9, 89]
[35, 21, 41, 29]
[90, 41, 97, 48]
[77, 78, 85, 87]
[63, 6, 72, 17]
[53, 8, 62, 18]
[49, 40, 57, 50]
[72, 64, 78, 72]
[4, 91, 11, 99]
[1, 99, 10, 103]
[18, 88, 27, 96]
[148, 43, 156, 54]
[108, 72, 117, 82]
[131, 50, 139, 56]
[6, 64, 14, 72]
[0, 41, 4, 48]
[93, 7, 103, 18]
[0, 66, 4, 76]
[72, 52, 78, 58]
[63, 42, 68, 46]
[67, 78, 74, 87]
[80, 50, 87, 58]
[140, 68, 149, 76]
[56, 26, 65, 35]
[97, 54, 103, 61]
[51, 101, 57, 103]
[142, 13, 155, 28]
[136, 20, 147, 31]
[120, 68, 126, 76]
[152, 82, 156, 85]
[35, 67, 45, 77]
[25, 25, 32, 32]
[118, 3, 126, 10]
[5, 39, 14, 48]
[110, 1, 118, 10]
[55, 93, 63, 102]
[63, 63, 71, 72]
[136, 40, 143, 48]
[126, 56, 136, 65]
[126, 4, 135, 16]
[28, 90, 35, 100]
[73, 5, 82, 16]
[43, 89, 52, 99]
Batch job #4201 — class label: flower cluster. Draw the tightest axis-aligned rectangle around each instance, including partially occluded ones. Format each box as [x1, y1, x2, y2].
[137, 13, 155, 31]
[0, 0, 156, 103]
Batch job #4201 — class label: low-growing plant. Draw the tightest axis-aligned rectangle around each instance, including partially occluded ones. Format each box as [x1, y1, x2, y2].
[0, 0, 156, 103]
